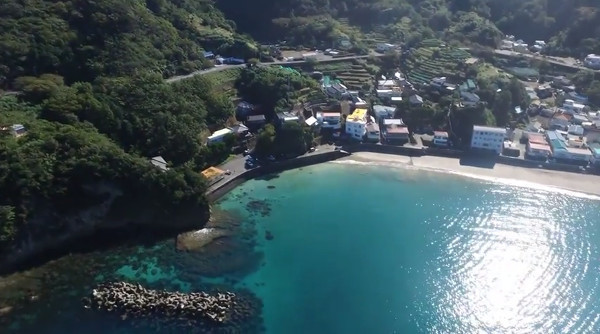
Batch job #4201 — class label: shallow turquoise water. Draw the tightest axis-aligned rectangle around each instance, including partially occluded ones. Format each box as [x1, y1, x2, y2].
[3, 162, 600, 333]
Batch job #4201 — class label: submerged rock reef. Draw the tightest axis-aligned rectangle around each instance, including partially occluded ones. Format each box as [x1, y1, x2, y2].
[87, 282, 259, 329]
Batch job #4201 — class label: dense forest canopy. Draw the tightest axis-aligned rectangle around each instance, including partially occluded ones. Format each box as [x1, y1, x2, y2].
[0, 0, 257, 86]
[216, 0, 600, 56]
[0, 70, 236, 254]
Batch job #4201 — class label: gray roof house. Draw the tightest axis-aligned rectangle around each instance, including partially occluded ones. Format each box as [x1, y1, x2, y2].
[149, 156, 169, 172]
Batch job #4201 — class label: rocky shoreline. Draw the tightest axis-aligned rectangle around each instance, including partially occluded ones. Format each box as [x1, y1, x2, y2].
[86, 282, 254, 325]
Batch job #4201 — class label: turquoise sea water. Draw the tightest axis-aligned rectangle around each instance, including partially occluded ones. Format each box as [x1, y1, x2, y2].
[2, 162, 600, 333]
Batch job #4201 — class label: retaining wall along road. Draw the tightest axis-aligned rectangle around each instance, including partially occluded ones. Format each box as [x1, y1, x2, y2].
[206, 151, 348, 202]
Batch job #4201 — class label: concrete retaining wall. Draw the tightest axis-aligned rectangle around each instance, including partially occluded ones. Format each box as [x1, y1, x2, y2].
[208, 144, 595, 203]
[344, 143, 425, 156]
[206, 151, 348, 202]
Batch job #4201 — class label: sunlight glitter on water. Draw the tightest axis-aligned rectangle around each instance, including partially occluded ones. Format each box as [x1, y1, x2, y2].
[429, 187, 600, 334]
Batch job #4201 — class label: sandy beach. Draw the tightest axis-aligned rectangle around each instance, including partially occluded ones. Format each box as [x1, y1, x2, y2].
[343, 152, 600, 198]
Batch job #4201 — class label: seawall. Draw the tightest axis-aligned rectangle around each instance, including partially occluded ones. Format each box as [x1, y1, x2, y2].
[341, 143, 593, 174]
[206, 150, 348, 202]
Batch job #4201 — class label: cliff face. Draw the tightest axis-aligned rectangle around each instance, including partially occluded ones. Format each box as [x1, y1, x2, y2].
[0, 181, 209, 273]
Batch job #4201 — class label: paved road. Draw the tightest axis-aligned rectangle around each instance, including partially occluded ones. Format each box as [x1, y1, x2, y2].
[166, 51, 384, 83]
[207, 144, 340, 192]
[494, 49, 598, 72]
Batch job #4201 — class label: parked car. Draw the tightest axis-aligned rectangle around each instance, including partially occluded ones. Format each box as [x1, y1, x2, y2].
[243, 149, 252, 156]
[267, 155, 276, 162]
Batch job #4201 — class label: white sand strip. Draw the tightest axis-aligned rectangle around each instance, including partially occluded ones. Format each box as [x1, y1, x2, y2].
[340, 152, 600, 198]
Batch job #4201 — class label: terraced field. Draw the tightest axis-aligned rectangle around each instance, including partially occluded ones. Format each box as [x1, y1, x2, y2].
[336, 64, 373, 90]
[204, 67, 241, 97]
[314, 61, 374, 90]
[403, 46, 471, 85]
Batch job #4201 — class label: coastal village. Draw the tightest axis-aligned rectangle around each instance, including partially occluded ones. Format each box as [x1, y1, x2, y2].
[187, 38, 600, 186]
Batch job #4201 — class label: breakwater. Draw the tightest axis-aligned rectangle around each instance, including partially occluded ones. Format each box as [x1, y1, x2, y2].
[87, 282, 258, 326]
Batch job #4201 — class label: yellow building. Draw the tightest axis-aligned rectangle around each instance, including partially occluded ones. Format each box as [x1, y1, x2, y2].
[345, 109, 368, 140]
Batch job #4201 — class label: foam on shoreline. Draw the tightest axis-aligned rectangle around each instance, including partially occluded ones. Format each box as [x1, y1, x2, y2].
[333, 155, 600, 201]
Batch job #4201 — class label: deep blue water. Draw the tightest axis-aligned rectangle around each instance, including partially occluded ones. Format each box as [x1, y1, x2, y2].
[2, 162, 600, 333]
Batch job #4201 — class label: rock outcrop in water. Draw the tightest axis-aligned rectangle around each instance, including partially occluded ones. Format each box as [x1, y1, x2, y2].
[176, 228, 231, 252]
[88, 282, 246, 324]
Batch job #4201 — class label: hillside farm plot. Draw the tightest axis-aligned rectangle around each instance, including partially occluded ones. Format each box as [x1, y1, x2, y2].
[315, 61, 374, 90]
[403, 46, 471, 85]
[204, 67, 242, 97]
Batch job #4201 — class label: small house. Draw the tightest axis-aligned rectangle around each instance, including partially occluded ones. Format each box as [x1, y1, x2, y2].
[207, 128, 234, 144]
[550, 113, 571, 130]
[366, 122, 381, 142]
[459, 79, 478, 92]
[236, 101, 255, 117]
[376, 43, 395, 53]
[276, 111, 300, 126]
[382, 119, 409, 143]
[229, 124, 249, 137]
[568, 124, 584, 136]
[460, 91, 481, 106]
[305, 116, 318, 127]
[319, 112, 342, 130]
[10, 124, 27, 138]
[373, 105, 396, 121]
[433, 131, 449, 147]
[246, 114, 266, 127]
[409, 94, 423, 106]
[149, 156, 169, 172]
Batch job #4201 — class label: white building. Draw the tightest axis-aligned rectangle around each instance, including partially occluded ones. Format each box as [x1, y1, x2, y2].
[470, 125, 507, 154]
[584, 54, 600, 69]
[433, 131, 449, 147]
[207, 128, 234, 144]
[319, 112, 342, 129]
[377, 79, 399, 90]
[345, 108, 368, 140]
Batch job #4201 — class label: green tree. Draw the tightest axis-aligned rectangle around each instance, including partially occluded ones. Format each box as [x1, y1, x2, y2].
[508, 77, 530, 109]
[586, 81, 600, 107]
[0, 206, 16, 246]
[493, 90, 512, 126]
[14, 74, 64, 103]
[276, 122, 307, 155]
[254, 124, 276, 156]
[572, 71, 596, 89]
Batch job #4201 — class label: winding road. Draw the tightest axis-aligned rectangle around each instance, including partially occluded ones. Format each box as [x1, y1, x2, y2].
[166, 51, 384, 83]
[493, 49, 598, 73]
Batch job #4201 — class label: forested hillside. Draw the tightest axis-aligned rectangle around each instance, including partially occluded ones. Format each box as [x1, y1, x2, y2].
[0, 70, 241, 266]
[216, 0, 600, 56]
[0, 0, 256, 86]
